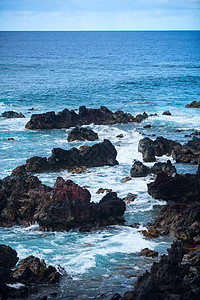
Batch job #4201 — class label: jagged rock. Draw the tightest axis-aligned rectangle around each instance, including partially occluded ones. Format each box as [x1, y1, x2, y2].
[0, 111, 25, 118]
[25, 139, 118, 173]
[122, 193, 137, 203]
[130, 160, 176, 178]
[25, 106, 148, 130]
[172, 136, 200, 164]
[139, 248, 158, 258]
[116, 134, 124, 138]
[130, 160, 151, 177]
[12, 256, 60, 284]
[96, 188, 112, 194]
[138, 136, 181, 162]
[185, 100, 200, 108]
[162, 110, 171, 115]
[143, 124, 151, 128]
[0, 166, 52, 227]
[38, 178, 126, 232]
[0, 244, 18, 284]
[67, 126, 98, 142]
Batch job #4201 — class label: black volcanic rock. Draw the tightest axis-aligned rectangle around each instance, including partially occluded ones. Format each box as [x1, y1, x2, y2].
[185, 100, 200, 108]
[38, 177, 126, 232]
[130, 160, 176, 178]
[67, 126, 98, 142]
[0, 111, 25, 118]
[172, 136, 200, 164]
[25, 106, 148, 130]
[25, 139, 118, 173]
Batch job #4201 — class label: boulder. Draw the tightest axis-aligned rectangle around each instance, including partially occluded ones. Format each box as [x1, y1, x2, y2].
[162, 110, 171, 116]
[25, 139, 118, 173]
[25, 106, 148, 130]
[38, 179, 126, 232]
[130, 160, 176, 178]
[120, 176, 131, 183]
[130, 160, 151, 177]
[0, 244, 18, 283]
[139, 248, 158, 258]
[172, 136, 200, 164]
[185, 100, 200, 108]
[67, 126, 98, 142]
[0, 111, 25, 118]
[12, 256, 60, 284]
[122, 193, 137, 203]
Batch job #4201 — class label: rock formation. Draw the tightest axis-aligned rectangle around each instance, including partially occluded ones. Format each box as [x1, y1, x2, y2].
[67, 126, 98, 142]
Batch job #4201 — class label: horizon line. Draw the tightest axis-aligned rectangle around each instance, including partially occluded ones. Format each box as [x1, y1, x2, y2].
[1, 29, 200, 32]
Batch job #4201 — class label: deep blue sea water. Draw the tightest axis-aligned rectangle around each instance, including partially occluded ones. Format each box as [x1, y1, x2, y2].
[0, 31, 200, 299]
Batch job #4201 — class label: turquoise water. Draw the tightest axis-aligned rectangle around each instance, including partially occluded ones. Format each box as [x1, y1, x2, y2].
[0, 31, 200, 298]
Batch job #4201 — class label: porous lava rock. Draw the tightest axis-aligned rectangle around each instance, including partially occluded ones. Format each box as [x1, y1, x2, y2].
[38, 177, 126, 232]
[25, 139, 118, 173]
[130, 160, 176, 177]
[67, 126, 98, 142]
[25, 106, 148, 130]
[0, 111, 25, 118]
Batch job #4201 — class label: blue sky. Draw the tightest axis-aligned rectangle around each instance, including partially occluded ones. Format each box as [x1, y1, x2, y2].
[0, 0, 199, 30]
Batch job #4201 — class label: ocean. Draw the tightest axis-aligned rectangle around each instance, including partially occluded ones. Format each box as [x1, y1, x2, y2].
[0, 31, 200, 299]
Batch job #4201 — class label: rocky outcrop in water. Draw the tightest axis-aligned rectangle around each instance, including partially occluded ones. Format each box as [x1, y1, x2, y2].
[67, 126, 98, 142]
[138, 136, 200, 164]
[130, 160, 176, 177]
[25, 139, 118, 173]
[185, 100, 200, 108]
[0, 111, 25, 118]
[38, 177, 126, 232]
[25, 106, 148, 130]
[0, 169, 125, 231]
[0, 244, 60, 300]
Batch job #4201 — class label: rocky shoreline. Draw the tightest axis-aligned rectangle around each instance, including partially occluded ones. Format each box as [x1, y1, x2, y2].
[1, 108, 200, 299]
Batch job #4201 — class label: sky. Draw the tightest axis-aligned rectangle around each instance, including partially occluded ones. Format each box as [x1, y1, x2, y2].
[0, 0, 199, 31]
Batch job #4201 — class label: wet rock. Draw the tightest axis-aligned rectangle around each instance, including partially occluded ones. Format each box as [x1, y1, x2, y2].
[12, 256, 60, 284]
[122, 193, 137, 203]
[163, 110, 172, 116]
[0, 166, 52, 227]
[0, 111, 25, 118]
[38, 178, 126, 232]
[116, 134, 124, 138]
[130, 160, 176, 178]
[185, 100, 200, 108]
[143, 124, 151, 128]
[130, 160, 151, 177]
[139, 248, 158, 258]
[138, 136, 181, 161]
[142, 228, 162, 239]
[7, 137, 15, 141]
[108, 293, 122, 300]
[0, 244, 18, 284]
[67, 126, 98, 142]
[25, 106, 148, 130]
[172, 136, 200, 164]
[24, 139, 118, 173]
[96, 188, 112, 194]
[120, 177, 131, 183]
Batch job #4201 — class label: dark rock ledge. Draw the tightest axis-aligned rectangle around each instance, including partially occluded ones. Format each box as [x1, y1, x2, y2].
[0, 244, 60, 299]
[0, 167, 125, 231]
[185, 100, 200, 108]
[67, 126, 98, 142]
[109, 168, 200, 299]
[138, 136, 200, 164]
[0, 111, 25, 118]
[25, 105, 148, 130]
[130, 160, 176, 177]
[23, 139, 118, 173]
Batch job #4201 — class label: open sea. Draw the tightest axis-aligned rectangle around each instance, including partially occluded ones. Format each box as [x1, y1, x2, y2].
[0, 31, 200, 299]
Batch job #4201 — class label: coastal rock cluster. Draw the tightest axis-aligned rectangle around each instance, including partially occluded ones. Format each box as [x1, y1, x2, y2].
[138, 136, 200, 164]
[25, 106, 148, 130]
[0, 167, 125, 231]
[0, 244, 60, 299]
[25, 139, 118, 173]
[185, 100, 200, 108]
[130, 160, 176, 177]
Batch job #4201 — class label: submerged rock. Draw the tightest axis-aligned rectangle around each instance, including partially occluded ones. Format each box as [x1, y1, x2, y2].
[25, 106, 148, 130]
[0, 111, 25, 118]
[162, 110, 171, 116]
[25, 139, 118, 173]
[67, 126, 98, 142]
[185, 100, 200, 108]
